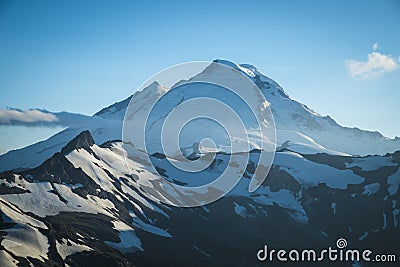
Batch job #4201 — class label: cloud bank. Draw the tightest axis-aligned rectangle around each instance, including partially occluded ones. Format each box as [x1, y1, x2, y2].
[0, 109, 58, 124]
[0, 108, 92, 128]
[345, 43, 399, 79]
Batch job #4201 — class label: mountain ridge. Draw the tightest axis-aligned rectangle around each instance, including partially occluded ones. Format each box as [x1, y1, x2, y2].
[0, 60, 399, 173]
[1, 129, 399, 266]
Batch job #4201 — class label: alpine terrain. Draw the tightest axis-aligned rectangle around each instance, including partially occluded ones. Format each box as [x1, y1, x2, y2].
[1, 60, 399, 266]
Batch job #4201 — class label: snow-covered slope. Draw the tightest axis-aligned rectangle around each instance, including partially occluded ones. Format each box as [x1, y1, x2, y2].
[1, 60, 399, 173]
[0, 117, 121, 172]
[93, 59, 400, 156]
[1, 130, 399, 266]
[276, 130, 351, 156]
[1, 60, 399, 266]
[211, 60, 400, 156]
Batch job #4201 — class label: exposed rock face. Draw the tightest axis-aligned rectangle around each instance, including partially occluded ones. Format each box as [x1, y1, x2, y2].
[61, 130, 95, 155]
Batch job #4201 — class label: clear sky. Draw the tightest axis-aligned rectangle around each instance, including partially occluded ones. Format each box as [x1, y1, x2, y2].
[0, 0, 399, 154]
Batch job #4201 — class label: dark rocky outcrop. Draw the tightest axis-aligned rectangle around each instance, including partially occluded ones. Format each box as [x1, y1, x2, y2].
[61, 130, 95, 155]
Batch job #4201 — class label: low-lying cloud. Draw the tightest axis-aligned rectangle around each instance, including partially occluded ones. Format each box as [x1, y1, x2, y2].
[0, 109, 59, 124]
[0, 108, 93, 128]
[345, 43, 399, 79]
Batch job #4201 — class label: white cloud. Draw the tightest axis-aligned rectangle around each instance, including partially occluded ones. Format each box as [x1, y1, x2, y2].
[345, 44, 399, 79]
[0, 109, 58, 124]
[0, 108, 115, 129]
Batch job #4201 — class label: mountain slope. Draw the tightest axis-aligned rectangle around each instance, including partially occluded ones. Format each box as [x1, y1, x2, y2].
[1, 130, 399, 266]
[0, 60, 399, 170]
[211, 60, 400, 155]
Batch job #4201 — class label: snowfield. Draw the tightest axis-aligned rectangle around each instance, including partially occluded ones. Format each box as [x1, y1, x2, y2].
[0, 60, 399, 266]
[1, 60, 399, 172]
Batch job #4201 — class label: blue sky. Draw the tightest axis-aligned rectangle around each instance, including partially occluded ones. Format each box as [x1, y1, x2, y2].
[0, 0, 399, 154]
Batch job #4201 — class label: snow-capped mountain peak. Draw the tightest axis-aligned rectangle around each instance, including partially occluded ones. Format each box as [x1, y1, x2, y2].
[1, 60, 400, 173]
[1, 60, 400, 266]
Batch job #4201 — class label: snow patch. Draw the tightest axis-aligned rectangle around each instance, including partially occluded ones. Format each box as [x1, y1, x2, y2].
[387, 169, 400, 195]
[1, 180, 115, 217]
[382, 213, 387, 230]
[358, 232, 368, 241]
[0, 250, 19, 267]
[1, 224, 49, 262]
[331, 202, 337, 215]
[105, 220, 143, 253]
[233, 202, 247, 218]
[393, 208, 399, 227]
[275, 151, 364, 189]
[56, 238, 92, 260]
[362, 183, 380, 196]
[346, 156, 397, 171]
[131, 212, 171, 237]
